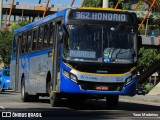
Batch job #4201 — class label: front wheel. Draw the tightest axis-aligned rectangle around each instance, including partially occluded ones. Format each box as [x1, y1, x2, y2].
[50, 92, 59, 107]
[106, 95, 119, 110]
[21, 79, 30, 102]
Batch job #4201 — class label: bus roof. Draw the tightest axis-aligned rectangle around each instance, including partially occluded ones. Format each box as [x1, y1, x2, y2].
[14, 7, 128, 35]
[14, 8, 68, 35]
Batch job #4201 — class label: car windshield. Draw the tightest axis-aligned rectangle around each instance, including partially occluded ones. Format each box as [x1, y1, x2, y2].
[3, 70, 10, 76]
[63, 24, 137, 64]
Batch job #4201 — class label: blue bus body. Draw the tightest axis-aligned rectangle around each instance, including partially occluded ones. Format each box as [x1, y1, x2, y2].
[10, 8, 140, 108]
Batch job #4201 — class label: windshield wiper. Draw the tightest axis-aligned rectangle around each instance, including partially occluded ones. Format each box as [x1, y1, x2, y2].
[116, 23, 123, 31]
[115, 49, 134, 59]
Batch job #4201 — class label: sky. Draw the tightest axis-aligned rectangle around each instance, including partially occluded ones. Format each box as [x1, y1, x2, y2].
[5, 0, 83, 6]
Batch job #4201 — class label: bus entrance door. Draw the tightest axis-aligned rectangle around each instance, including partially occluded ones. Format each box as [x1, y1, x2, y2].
[15, 35, 21, 91]
[50, 23, 61, 107]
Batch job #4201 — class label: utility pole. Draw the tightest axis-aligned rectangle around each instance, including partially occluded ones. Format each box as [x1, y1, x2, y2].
[0, 0, 2, 30]
[103, 0, 109, 8]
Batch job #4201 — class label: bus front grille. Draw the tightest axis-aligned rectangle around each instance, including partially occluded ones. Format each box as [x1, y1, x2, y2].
[78, 81, 124, 91]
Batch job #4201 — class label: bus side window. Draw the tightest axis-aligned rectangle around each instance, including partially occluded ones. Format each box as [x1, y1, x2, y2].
[44, 24, 49, 48]
[22, 33, 27, 54]
[13, 36, 18, 57]
[32, 29, 38, 51]
[49, 22, 55, 47]
[27, 30, 32, 53]
[37, 26, 44, 50]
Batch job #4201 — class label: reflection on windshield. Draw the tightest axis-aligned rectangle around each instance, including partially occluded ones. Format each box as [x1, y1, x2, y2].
[63, 24, 137, 64]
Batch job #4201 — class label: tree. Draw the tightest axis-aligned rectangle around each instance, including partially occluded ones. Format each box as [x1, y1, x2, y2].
[84, 0, 102, 8]
[138, 48, 160, 73]
[83, 0, 132, 9]
[0, 20, 30, 66]
[0, 30, 13, 66]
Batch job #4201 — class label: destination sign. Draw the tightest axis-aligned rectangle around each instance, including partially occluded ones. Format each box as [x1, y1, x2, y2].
[69, 10, 129, 22]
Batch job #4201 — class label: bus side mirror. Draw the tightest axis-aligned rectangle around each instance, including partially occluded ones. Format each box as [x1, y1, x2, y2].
[138, 36, 142, 48]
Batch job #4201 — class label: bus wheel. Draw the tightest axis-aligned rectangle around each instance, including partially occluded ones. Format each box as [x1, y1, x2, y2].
[106, 95, 119, 110]
[50, 92, 59, 107]
[46, 81, 51, 95]
[21, 79, 29, 102]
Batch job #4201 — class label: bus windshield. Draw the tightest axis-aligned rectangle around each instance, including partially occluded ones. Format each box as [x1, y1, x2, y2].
[63, 24, 137, 64]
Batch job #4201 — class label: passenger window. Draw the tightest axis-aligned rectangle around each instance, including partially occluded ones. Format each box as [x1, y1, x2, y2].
[22, 33, 27, 54]
[13, 36, 18, 57]
[27, 31, 32, 52]
[49, 22, 55, 47]
[44, 24, 50, 48]
[32, 29, 38, 51]
[37, 26, 44, 50]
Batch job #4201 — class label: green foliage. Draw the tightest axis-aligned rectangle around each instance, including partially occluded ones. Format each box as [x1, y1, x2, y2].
[138, 48, 160, 71]
[12, 20, 30, 31]
[120, 0, 130, 10]
[144, 83, 154, 93]
[0, 30, 13, 65]
[136, 1, 147, 11]
[0, 20, 30, 66]
[84, 0, 102, 8]
[108, 1, 118, 8]
[84, 0, 131, 9]
[150, 13, 160, 27]
[18, 20, 30, 28]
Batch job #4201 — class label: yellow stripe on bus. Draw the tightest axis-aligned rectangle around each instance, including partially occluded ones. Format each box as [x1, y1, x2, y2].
[52, 49, 54, 61]
[64, 63, 136, 77]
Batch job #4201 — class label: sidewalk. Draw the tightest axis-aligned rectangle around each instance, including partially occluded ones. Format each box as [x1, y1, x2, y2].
[120, 95, 160, 104]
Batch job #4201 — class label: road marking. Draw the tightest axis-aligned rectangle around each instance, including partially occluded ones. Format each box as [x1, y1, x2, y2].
[0, 106, 5, 110]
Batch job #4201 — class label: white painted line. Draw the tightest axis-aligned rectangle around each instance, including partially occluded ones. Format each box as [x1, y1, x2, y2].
[0, 106, 5, 110]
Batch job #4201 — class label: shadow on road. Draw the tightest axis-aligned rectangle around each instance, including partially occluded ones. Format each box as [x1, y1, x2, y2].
[0, 98, 160, 119]
[8, 97, 160, 111]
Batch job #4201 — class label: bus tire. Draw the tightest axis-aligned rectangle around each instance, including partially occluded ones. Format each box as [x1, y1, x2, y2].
[106, 95, 119, 110]
[46, 81, 51, 95]
[50, 92, 59, 107]
[21, 79, 30, 102]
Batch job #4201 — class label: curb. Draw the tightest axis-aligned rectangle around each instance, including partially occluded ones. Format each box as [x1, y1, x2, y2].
[119, 95, 160, 104]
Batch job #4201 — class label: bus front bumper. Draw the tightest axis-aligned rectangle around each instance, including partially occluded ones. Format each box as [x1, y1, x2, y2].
[60, 76, 137, 96]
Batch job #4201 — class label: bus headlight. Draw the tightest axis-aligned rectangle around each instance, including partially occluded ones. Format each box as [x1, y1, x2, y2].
[125, 74, 136, 86]
[63, 70, 70, 78]
[126, 77, 132, 85]
[63, 69, 77, 83]
[70, 74, 77, 82]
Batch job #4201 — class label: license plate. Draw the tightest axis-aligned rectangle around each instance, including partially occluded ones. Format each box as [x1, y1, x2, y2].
[96, 85, 109, 91]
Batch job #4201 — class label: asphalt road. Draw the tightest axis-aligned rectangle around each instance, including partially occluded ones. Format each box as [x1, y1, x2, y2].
[0, 91, 160, 119]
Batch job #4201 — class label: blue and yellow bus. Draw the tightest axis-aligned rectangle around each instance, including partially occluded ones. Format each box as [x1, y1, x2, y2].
[10, 7, 141, 109]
